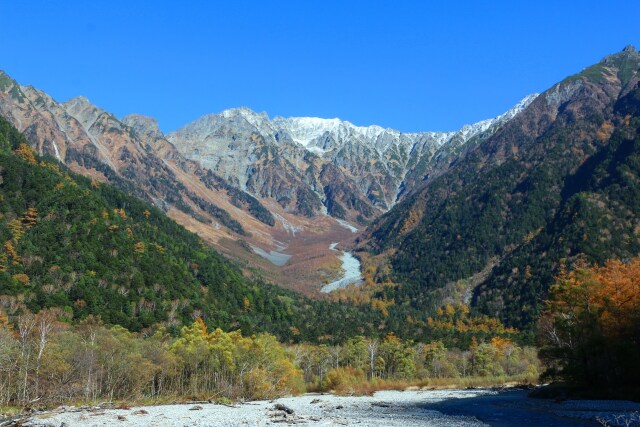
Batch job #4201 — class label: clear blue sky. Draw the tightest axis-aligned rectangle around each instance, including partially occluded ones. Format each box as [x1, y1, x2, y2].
[1, 1, 639, 133]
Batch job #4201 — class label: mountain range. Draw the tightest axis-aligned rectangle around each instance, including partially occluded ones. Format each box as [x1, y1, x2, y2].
[0, 67, 536, 297]
[0, 114, 387, 342]
[1, 45, 639, 332]
[167, 96, 536, 220]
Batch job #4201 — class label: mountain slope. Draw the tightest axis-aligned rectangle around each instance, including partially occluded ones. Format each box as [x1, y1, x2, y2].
[0, 75, 348, 295]
[476, 78, 640, 327]
[1, 115, 519, 346]
[0, 68, 537, 298]
[358, 46, 640, 329]
[0, 115, 387, 342]
[0, 77, 259, 235]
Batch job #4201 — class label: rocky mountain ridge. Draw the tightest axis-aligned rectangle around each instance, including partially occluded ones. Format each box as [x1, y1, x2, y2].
[0, 72, 281, 239]
[2, 45, 638, 327]
[0, 70, 380, 295]
[167, 95, 537, 221]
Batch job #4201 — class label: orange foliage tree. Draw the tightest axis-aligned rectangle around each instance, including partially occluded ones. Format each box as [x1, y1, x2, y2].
[537, 256, 640, 388]
[21, 207, 38, 229]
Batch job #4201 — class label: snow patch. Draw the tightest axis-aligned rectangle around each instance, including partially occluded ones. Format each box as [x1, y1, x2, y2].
[250, 245, 292, 266]
[273, 116, 398, 154]
[452, 93, 538, 141]
[51, 140, 62, 161]
[336, 219, 358, 233]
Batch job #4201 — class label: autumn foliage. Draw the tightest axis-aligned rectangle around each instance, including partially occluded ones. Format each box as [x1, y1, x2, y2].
[13, 143, 36, 165]
[0, 317, 303, 405]
[538, 256, 640, 388]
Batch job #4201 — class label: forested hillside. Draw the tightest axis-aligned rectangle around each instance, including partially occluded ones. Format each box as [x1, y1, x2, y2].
[0, 116, 383, 342]
[0, 113, 530, 353]
[358, 46, 640, 330]
[476, 84, 640, 326]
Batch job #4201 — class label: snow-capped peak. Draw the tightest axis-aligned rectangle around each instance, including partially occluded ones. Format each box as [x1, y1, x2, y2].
[220, 107, 270, 129]
[274, 116, 342, 147]
[272, 116, 400, 150]
[445, 93, 538, 142]
[173, 93, 538, 161]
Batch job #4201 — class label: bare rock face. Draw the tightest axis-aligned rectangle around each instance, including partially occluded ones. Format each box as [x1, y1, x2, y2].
[1, 65, 535, 231]
[167, 97, 536, 222]
[0, 73, 278, 241]
[121, 114, 163, 140]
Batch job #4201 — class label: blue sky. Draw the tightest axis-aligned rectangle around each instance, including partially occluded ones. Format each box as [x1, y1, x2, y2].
[1, 1, 639, 133]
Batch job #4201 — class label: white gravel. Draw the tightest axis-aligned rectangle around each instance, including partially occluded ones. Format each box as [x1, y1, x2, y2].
[321, 244, 363, 293]
[24, 390, 492, 427]
[23, 388, 640, 427]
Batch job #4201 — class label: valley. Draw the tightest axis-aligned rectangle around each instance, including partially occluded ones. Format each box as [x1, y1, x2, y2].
[0, 40, 640, 418]
[0, 69, 537, 299]
[1, 46, 639, 320]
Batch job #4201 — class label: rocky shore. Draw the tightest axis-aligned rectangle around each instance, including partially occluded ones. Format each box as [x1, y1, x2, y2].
[17, 388, 640, 427]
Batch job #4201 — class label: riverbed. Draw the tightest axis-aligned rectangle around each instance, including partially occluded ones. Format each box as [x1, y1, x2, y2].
[320, 243, 363, 293]
[22, 388, 640, 426]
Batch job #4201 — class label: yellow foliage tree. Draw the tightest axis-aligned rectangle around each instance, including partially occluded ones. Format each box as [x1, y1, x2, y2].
[4, 240, 20, 265]
[133, 242, 145, 254]
[114, 208, 127, 220]
[12, 273, 30, 285]
[8, 220, 24, 241]
[0, 309, 10, 330]
[14, 143, 36, 164]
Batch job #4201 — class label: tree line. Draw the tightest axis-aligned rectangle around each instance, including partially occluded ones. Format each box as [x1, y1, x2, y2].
[0, 311, 538, 406]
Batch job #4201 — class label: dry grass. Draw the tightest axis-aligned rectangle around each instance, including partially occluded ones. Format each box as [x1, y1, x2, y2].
[0, 405, 22, 417]
[323, 374, 539, 396]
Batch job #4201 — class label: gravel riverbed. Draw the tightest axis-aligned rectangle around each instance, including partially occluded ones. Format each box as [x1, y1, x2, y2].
[19, 388, 640, 427]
